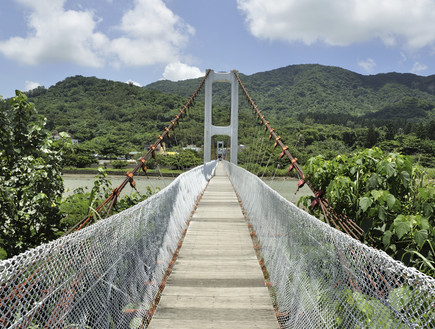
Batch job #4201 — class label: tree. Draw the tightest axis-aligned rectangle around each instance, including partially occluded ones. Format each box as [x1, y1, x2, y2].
[166, 149, 202, 170]
[63, 144, 97, 168]
[0, 92, 67, 258]
[300, 148, 435, 276]
[365, 124, 379, 148]
[60, 167, 154, 231]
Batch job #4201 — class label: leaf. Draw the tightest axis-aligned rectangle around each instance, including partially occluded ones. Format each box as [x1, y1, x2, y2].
[371, 190, 384, 201]
[129, 318, 143, 329]
[388, 286, 412, 311]
[359, 197, 373, 212]
[367, 174, 380, 189]
[413, 229, 428, 249]
[385, 194, 397, 210]
[423, 203, 433, 218]
[383, 231, 393, 248]
[393, 215, 412, 239]
[122, 303, 140, 313]
[378, 206, 386, 221]
[59, 131, 69, 138]
[400, 171, 410, 188]
[353, 292, 371, 315]
[385, 162, 396, 178]
[415, 215, 430, 230]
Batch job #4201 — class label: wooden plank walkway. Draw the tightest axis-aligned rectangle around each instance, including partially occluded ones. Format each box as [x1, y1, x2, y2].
[148, 163, 279, 329]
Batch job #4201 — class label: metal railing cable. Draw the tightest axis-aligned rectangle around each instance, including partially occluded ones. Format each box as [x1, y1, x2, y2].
[232, 72, 435, 328]
[0, 70, 212, 328]
[234, 70, 368, 242]
[224, 161, 435, 329]
[0, 161, 217, 328]
[84, 69, 211, 227]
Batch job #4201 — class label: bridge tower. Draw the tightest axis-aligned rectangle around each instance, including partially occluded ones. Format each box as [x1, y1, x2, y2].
[204, 70, 238, 164]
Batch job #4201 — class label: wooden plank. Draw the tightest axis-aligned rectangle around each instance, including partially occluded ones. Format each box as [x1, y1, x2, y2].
[148, 163, 279, 329]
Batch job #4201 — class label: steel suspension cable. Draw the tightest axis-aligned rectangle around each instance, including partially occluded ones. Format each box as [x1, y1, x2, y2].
[68, 69, 211, 233]
[233, 73, 399, 306]
[3, 70, 212, 328]
[233, 70, 367, 241]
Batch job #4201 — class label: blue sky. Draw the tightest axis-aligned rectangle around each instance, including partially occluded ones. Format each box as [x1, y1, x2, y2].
[1, 0, 435, 98]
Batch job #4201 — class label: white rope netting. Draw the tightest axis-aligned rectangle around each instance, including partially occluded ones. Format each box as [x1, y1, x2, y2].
[0, 161, 217, 329]
[224, 161, 435, 329]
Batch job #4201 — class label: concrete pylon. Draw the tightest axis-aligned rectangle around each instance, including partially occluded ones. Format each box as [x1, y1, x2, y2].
[203, 70, 238, 164]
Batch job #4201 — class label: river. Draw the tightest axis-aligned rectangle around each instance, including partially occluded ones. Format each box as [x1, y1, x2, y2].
[62, 173, 313, 205]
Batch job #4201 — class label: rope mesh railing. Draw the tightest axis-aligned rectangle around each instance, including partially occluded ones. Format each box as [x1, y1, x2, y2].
[69, 69, 211, 232]
[224, 161, 435, 329]
[234, 71, 370, 243]
[0, 161, 217, 328]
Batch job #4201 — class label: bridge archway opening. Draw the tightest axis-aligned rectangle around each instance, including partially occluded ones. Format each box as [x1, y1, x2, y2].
[211, 82, 231, 127]
[204, 70, 239, 164]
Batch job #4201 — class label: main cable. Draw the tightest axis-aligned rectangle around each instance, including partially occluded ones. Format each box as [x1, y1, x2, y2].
[233, 70, 367, 241]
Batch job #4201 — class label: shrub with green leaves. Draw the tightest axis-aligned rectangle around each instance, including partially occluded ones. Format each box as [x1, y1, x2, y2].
[300, 147, 435, 276]
[60, 167, 154, 230]
[111, 159, 128, 169]
[0, 92, 68, 258]
[164, 149, 202, 170]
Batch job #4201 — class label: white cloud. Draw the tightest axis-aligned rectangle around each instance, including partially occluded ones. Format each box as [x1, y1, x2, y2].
[126, 80, 141, 87]
[24, 80, 41, 91]
[109, 0, 194, 66]
[411, 61, 427, 74]
[237, 0, 435, 49]
[163, 62, 204, 81]
[358, 58, 376, 73]
[0, 0, 107, 67]
[0, 0, 194, 68]
[399, 52, 407, 63]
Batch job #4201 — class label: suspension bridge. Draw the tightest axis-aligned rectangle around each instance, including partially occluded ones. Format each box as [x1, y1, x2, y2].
[0, 70, 434, 328]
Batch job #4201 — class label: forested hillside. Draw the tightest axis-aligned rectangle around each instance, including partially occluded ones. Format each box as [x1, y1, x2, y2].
[20, 64, 435, 167]
[146, 64, 435, 119]
[25, 76, 199, 156]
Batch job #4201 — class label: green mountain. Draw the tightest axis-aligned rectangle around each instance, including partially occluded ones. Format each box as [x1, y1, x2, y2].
[24, 75, 195, 154]
[145, 64, 435, 120]
[15, 64, 434, 165]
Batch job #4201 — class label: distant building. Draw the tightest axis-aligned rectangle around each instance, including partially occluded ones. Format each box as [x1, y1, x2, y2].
[183, 145, 201, 152]
[52, 132, 79, 145]
[127, 151, 140, 160]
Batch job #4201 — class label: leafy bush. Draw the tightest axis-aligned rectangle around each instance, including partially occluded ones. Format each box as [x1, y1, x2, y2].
[165, 149, 202, 170]
[0, 92, 68, 258]
[300, 148, 434, 276]
[112, 160, 128, 169]
[63, 144, 97, 168]
[60, 167, 153, 230]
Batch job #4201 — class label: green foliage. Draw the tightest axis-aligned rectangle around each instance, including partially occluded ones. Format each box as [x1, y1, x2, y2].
[16, 67, 434, 172]
[63, 144, 97, 168]
[111, 159, 128, 169]
[147, 64, 435, 119]
[159, 149, 202, 170]
[60, 167, 154, 230]
[26, 75, 189, 158]
[342, 285, 434, 328]
[0, 92, 67, 258]
[300, 148, 435, 276]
